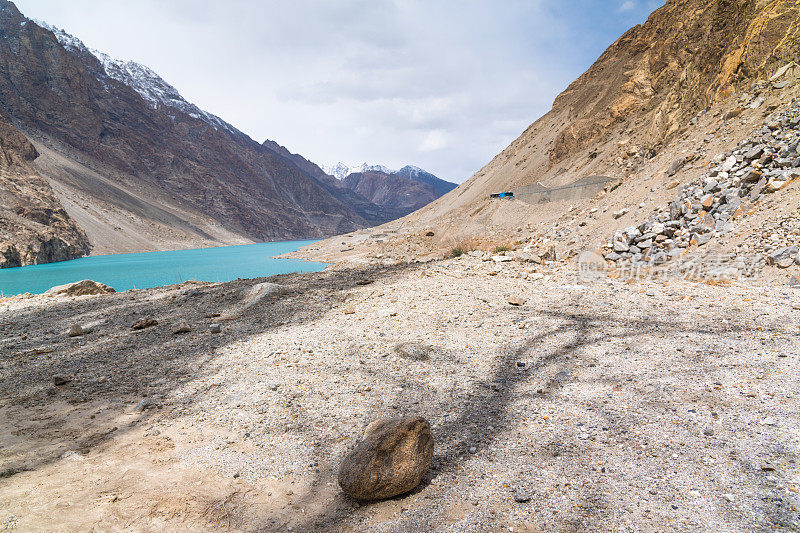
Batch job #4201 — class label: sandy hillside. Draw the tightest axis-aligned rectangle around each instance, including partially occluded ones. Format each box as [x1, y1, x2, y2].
[292, 0, 800, 267]
[29, 139, 255, 256]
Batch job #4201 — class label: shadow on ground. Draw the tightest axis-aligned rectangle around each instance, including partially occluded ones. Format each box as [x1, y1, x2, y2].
[1, 266, 796, 531]
[290, 297, 796, 532]
[0, 262, 421, 477]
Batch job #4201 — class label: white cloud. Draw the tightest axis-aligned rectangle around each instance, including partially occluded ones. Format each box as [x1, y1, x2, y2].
[619, 1, 636, 12]
[419, 130, 448, 152]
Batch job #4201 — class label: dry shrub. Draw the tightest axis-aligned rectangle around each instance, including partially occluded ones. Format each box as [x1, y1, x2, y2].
[445, 235, 516, 258]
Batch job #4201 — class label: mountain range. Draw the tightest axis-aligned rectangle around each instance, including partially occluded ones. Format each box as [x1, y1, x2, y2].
[322, 163, 457, 217]
[0, 0, 455, 266]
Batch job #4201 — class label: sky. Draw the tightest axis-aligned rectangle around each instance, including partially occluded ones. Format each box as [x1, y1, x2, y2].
[15, 0, 663, 183]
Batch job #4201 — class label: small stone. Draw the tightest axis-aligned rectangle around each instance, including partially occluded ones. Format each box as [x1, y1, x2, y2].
[690, 233, 712, 246]
[767, 246, 799, 266]
[721, 155, 737, 173]
[742, 169, 762, 183]
[703, 428, 714, 436]
[131, 317, 158, 330]
[338, 416, 434, 500]
[394, 342, 434, 362]
[209, 323, 222, 334]
[134, 398, 157, 412]
[745, 146, 764, 160]
[613, 239, 631, 253]
[508, 296, 526, 306]
[424, 231, 435, 237]
[98, 376, 107, 384]
[748, 96, 765, 109]
[723, 493, 736, 503]
[53, 375, 71, 386]
[516, 361, 526, 368]
[343, 307, 355, 315]
[513, 489, 531, 503]
[173, 323, 191, 334]
[761, 462, 776, 471]
[667, 157, 687, 176]
[761, 416, 778, 426]
[68, 324, 84, 337]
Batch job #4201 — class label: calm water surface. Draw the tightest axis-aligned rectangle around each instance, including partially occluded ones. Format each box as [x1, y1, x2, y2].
[0, 241, 328, 296]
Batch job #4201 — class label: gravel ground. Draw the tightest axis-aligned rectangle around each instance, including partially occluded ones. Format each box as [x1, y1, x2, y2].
[1, 256, 799, 532]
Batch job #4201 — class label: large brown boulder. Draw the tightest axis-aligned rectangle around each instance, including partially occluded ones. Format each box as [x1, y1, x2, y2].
[338, 416, 434, 501]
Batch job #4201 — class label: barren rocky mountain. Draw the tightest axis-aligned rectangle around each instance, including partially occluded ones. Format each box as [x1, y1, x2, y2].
[297, 0, 800, 271]
[393, 165, 458, 197]
[341, 169, 450, 219]
[0, 0, 438, 258]
[0, 113, 89, 268]
[320, 163, 457, 220]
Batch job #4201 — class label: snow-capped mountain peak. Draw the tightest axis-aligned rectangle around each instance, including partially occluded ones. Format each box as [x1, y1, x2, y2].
[356, 163, 393, 174]
[321, 162, 397, 180]
[33, 20, 233, 133]
[33, 19, 85, 52]
[321, 162, 352, 181]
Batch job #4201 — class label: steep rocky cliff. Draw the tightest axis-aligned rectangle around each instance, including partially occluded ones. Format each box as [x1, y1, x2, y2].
[0, 114, 89, 268]
[548, 0, 800, 163]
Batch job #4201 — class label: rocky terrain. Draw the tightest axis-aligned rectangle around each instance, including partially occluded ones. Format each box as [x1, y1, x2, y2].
[296, 0, 800, 265]
[1, 255, 799, 531]
[0, 113, 89, 267]
[3, 1, 800, 531]
[602, 90, 800, 270]
[295, 7, 800, 285]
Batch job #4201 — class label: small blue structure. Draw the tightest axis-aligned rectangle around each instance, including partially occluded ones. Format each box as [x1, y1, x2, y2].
[490, 192, 515, 199]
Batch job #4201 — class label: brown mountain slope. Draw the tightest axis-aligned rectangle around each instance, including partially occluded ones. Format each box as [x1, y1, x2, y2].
[295, 0, 800, 263]
[548, 0, 800, 163]
[394, 0, 800, 231]
[0, 114, 89, 268]
[0, 0, 387, 254]
[341, 171, 442, 217]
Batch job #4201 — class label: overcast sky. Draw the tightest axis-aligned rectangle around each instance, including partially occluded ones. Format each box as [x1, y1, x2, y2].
[16, 0, 662, 183]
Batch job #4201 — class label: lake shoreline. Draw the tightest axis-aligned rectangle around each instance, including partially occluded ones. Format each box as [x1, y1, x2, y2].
[0, 240, 328, 296]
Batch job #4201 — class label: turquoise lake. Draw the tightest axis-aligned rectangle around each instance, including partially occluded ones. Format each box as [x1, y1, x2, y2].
[0, 240, 328, 296]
